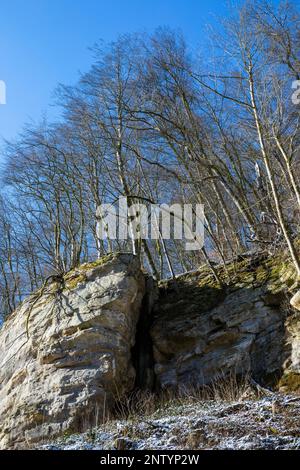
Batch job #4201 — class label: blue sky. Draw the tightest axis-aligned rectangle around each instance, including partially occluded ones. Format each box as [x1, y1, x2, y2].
[0, 0, 266, 143]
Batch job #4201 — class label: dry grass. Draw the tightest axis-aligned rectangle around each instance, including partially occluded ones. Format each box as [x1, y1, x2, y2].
[111, 373, 256, 423]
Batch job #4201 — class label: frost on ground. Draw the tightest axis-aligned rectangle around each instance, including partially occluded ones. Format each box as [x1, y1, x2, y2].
[41, 394, 300, 450]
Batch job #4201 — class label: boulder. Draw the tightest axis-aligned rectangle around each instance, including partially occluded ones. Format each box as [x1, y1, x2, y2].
[0, 253, 145, 449]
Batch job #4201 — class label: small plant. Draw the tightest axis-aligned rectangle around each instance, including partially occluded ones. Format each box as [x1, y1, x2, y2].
[113, 389, 158, 422]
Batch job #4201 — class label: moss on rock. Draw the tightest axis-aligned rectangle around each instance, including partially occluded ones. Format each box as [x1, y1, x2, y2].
[63, 253, 115, 290]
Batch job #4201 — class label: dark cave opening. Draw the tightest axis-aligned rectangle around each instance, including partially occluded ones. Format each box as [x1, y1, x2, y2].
[131, 276, 157, 391]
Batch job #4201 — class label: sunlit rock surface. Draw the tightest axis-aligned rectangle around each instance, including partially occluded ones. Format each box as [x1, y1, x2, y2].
[0, 253, 145, 449]
[1, 250, 300, 449]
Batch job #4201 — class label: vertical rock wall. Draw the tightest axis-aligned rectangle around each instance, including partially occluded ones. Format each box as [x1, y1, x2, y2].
[0, 254, 145, 449]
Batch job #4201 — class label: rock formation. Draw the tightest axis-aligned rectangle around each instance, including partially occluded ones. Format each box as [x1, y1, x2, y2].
[1, 251, 300, 448]
[279, 298, 300, 392]
[151, 255, 299, 391]
[0, 254, 145, 449]
[151, 272, 285, 389]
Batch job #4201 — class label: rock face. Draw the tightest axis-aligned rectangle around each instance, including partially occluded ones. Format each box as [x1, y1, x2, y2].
[290, 290, 300, 310]
[279, 308, 300, 392]
[0, 254, 145, 449]
[151, 256, 295, 390]
[1, 251, 300, 449]
[41, 394, 300, 450]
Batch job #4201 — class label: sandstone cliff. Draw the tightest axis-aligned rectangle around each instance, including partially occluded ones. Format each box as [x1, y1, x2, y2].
[0, 253, 145, 449]
[151, 255, 291, 389]
[1, 251, 300, 449]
